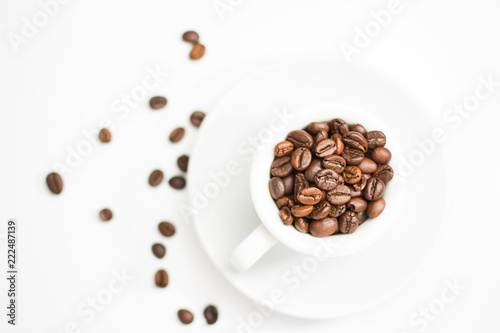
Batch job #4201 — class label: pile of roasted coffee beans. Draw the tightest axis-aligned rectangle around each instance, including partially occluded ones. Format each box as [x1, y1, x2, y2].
[269, 118, 394, 237]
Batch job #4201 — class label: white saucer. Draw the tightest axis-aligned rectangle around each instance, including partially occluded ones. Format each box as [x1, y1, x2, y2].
[187, 57, 449, 319]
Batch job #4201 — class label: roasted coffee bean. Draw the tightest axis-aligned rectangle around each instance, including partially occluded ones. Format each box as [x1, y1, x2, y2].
[358, 157, 378, 174]
[46, 172, 63, 194]
[337, 174, 344, 185]
[353, 174, 369, 191]
[310, 217, 339, 237]
[269, 177, 285, 200]
[291, 148, 312, 171]
[322, 155, 346, 174]
[291, 205, 314, 217]
[329, 204, 346, 218]
[99, 208, 113, 221]
[363, 177, 385, 201]
[287, 130, 313, 149]
[276, 196, 294, 209]
[204, 305, 218, 325]
[341, 148, 364, 165]
[346, 197, 367, 212]
[155, 269, 169, 288]
[367, 198, 386, 218]
[349, 185, 362, 198]
[152, 243, 166, 258]
[190, 43, 206, 60]
[99, 128, 112, 143]
[305, 159, 322, 182]
[279, 207, 294, 225]
[357, 211, 368, 224]
[149, 170, 164, 187]
[332, 133, 345, 155]
[149, 96, 167, 110]
[178, 309, 194, 324]
[169, 127, 185, 143]
[282, 174, 294, 195]
[343, 131, 368, 152]
[169, 176, 186, 189]
[373, 165, 394, 183]
[274, 141, 294, 157]
[314, 130, 329, 145]
[371, 147, 392, 164]
[349, 124, 367, 136]
[314, 139, 336, 158]
[330, 118, 349, 135]
[326, 185, 351, 205]
[297, 187, 323, 205]
[159, 221, 176, 237]
[182, 30, 199, 44]
[310, 201, 331, 220]
[314, 169, 339, 191]
[177, 155, 189, 172]
[366, 131, 386, 149]
[307, 122, 329, 134]
[343, 166, 362, 184]
[294, 218, 309, 233]
[190, 111, 206, 127]
[339, 211, 359, 234]
[271, 156, 293, 177]
[294, 173, 309, 201]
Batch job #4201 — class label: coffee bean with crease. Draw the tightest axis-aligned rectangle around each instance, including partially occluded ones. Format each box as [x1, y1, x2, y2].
[310, 217, 339, 237]
[341, 148, 364, 165]
[46, 172, 63, 194]
[310, 201, 331, 220]
[291, 148, 312, 171]
[169, 127, 185, 143]
[276, 196, 295, 209]
[297, 187, 323, 205]
[294, 218, 309, 233]
[305, 159, 322, 182]
[330, 118, 349, 135]
[346, 197, 367, 212]
[204, 305, 218, 325]
[332, 133, 345, 155]
[353, 174, 369, 191]
[279, 207, 294, 225]
[343, 166, 362, 184]
[282, 174, 294, 195]
[274, 141, 294, 157]
[357, 211, 368, 224]
[337, 174, 345, 185]
[294, 173, 309, 202]
[349, 185, 362, 198]
[366, 131, 386, 149]
[343, 131, 368, 152]
[314, 139, 336, 158]
[363, 177, 385, 201]
[287, 130, 313, 149]
[350, 124, 367, 136]
[314, 169, 339, 191]
[373, 165, 394, 183]
[314, 130, 329, 145]
[155, 269, 169, 288]
[339, 211, 359, 234]
[326, 185, 351, 205]
[291, 205, 314, 217]
[322, 155, 346, 174]
[269, 177, 285, 200]
[358, 157, 378, 174]
[271, 156, 293, 177]
[329, 204, 346, 218]
[307, 122, 329, 134]
[372, 147, 392, 164]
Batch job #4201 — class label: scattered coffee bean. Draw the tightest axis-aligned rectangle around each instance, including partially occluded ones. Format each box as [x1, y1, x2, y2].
[291, 205, 314, 217]
[310, 217, 339, 237]
[177, 155, 189, 172]
[152, 243, 166, 258]
[279, 207, 294, 225]
[339, 211, 359, 234]
[366, 131, 386, 149]
[149, 170, 164, 187]
[155, 269, 169, 288]
[169, 176, 186, 190]
[46, 172, 63, 194]
[182, 30, 199, 44]
[371, 147, 392, 164]
[314, 169, 339, 191]
[178, 309, 194, 324]
[326, 185, 351, 205]
[149, 96, 167, 110]
[190, 43, 206, 60]
[363, 177, 385, 201]
[204, 305, 218, 325]
[358, 157, 378, 174]
[158, 221, 176, 237]
[169, 127, 185, 143]
[99, 128, 112, 143]
[291, 148, 312, 171]
[99, 208, 113, 221]
[367, 198, 386, 218]
[287, 130, 313, 149]
[190, 111, 206, 128]
[294, 218, 309, 233]
[343, 166, 362, 184]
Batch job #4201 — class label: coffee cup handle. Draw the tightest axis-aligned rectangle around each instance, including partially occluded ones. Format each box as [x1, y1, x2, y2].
[229, 224, 278, 272]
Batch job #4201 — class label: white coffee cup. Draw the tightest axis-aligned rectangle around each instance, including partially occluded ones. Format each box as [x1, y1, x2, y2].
[229, 102, 401, 272]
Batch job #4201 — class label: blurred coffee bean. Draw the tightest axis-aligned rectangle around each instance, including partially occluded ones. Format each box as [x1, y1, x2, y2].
[349, 124, 367, 136]
[346, 197, 367, 212]
[279, 207, 294, 225]
[358, 157, 378, 174]
[353, 174, 369, 191]
[99, 208, 113, 221]
[152, 243, 166, 258]
[366, 131, 386, 149]
[367, 198, 386, 218]
[291, 205, 314, 217]
[149, 170, 164, 187]
[332, 133, 345, 155]
[329, 204, 346, 218]
[177, 155, 189, 172]
[307, 122, 330, 134]
[190, 43, 206, 60]
[357, 211, 368, 224]
[169, 127, 185, 143]
[305, 159, 322, 182]
[182, 30, 199, 44]
[294, 173, 309, 201]
[99, 128, 112, 143]
[276, 196, 295, 209]
[339, 211, 359, 234]
[371, 147, 392, 164]
[46, 172, 63, 194]
[363, 177, 385, 201]
[178, 309, 194, 324]
[294, 218, 309, 233]
[158, 221, 176, 237]
[274, 141, 294, 157]
[282, 174, 294, 195]
[271, 156, 293, 177]
[169, 176, 186, 190]
[149, 96, 167, 110]
[310, 217, 339, 237]
[269, 177, 285, 200]
[204, 305, 218, 325]
[190, 111, 205, 128]
[287, 130, 313, 149]
[291, 148, 312, 171]
[155, 269, 169, 288]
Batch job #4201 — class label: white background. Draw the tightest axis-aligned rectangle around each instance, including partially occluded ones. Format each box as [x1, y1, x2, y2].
[0, 0, 499, 332]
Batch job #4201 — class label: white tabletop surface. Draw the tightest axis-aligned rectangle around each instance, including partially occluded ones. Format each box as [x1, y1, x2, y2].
[0, 0, 499, 332]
